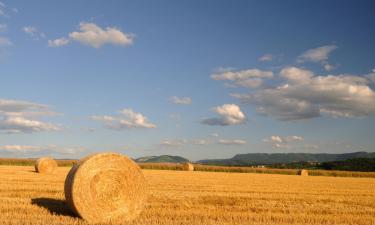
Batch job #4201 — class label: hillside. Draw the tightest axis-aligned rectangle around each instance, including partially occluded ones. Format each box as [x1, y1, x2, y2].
[320, 158, 375, 172]
[197, 152, 375, 166]
[135, 155, 189, 163]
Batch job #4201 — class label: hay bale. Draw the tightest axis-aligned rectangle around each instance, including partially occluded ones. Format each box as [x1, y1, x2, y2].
[182, 162, 194, 171]
[64, 152, 146, 223]
[298, 169, 309, 176]
[35, 157, 58, 174]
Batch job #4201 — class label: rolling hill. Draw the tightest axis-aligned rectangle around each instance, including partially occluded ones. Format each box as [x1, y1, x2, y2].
[197, 152, 375, 166]
[135, 155, 189, 163]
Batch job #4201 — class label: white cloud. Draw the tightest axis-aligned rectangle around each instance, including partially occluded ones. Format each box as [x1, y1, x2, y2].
[232, 67, 375, 120]
[211, 68, 273, 88]
[0, 117, 60, 133]
[229, 93, 252, 102]
[22, 26, 36, 35]
[286, 135, 304, 141]
[159, 138, 212, 147]
[0, 145, 42, 152]
[170, 96, 192, 105]
[218, 139, 246, 145]
[191, 139, 209, 145]
[323, 63, 335, 71]
[159, 139, 187, 147]
[22, 26, 46, 40]
[0, 144, 85, 155]
[270, 135, 283, 143]
[212, 68, 273, 80]
[263, 135, 304, 149]
[367, 70, 375, 83]
[201, 104, 246, 126]
[297, 45, 337, 63]
[258, 54, 273, 62]
[237, 78, 264, 88]
[280, 67, 314, 84]
[92, 108, 156, 130]
[48, 38, 70, 47]
[49, 22, 134, 48]
[0, 99, 61, 133]
[297, 45, 338, 71]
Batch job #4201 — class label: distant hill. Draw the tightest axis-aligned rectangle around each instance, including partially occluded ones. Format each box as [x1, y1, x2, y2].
[197, 152, 375, 166]
[320, 158, 375, 172]
[135, 155, 189, 163]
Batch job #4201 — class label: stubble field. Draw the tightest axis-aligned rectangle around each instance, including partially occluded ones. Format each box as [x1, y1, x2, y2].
[0, 165, 375, 225]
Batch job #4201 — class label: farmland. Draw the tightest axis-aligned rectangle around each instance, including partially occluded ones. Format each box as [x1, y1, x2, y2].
[2, 158, 375, 178]
[1, 165, 375, 225]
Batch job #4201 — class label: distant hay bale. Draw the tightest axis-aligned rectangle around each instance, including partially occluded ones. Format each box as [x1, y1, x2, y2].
[182, 162, 194, 171]
[64, 152, 146, 223]
[298, 169, 309, 176]
[35, 157, 58, 174]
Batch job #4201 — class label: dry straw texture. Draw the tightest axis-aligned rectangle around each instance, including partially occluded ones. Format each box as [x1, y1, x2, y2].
[1, 166, 375, 224]
[182, 163, 194, 171]
[64, 152, 146, 223]
[35, 157, 58, 174]
[299, 169, 309, 176]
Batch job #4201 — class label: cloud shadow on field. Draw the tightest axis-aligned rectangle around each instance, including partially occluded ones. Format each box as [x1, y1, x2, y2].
[31, 198, 76, 217]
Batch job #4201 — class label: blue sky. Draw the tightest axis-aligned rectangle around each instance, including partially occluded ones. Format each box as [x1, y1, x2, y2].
[0, 0, 375, 160]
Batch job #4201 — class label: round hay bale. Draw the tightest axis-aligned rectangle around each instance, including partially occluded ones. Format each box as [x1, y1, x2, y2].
[64, 152, 146, 223]
[35, 157, 58, 174]
[298, 169, 309, 176]
[182, 162, 194, 171]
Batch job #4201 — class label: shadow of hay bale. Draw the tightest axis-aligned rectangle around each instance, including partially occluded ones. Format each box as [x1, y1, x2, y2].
[31, 198, 75, 217]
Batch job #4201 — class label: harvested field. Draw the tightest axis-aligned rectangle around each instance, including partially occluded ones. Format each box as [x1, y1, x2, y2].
[0, 165, 375, 225]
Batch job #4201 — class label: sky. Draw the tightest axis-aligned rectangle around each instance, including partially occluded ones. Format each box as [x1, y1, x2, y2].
[0, 0, 375, 160]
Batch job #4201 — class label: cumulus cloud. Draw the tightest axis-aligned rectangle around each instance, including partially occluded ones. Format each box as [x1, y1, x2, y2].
[201, 104, 246, 126]
[258, 54, 273, 62]
[92, 108, 156, 130]
[0, 99, 61, 133]
[211, 68, 273, 88]
[170, 96, 192, 105]
[263, 135, 304, 149]
[280, 67, 314, 84]
[49, 22, 134, 48]
[231, 67, 375, 120]
[218, 139, 246, 145]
